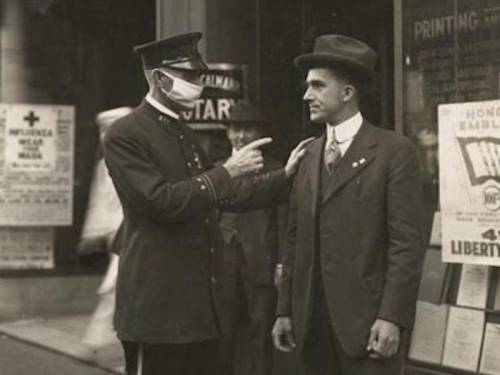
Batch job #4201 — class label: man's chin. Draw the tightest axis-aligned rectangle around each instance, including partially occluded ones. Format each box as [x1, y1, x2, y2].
[309, 115, 326, 124]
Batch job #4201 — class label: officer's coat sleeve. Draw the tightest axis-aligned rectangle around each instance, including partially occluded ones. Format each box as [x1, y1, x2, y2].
[103, 130, 234, 223]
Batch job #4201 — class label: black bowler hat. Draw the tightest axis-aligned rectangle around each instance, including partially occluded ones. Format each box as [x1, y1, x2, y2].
[133, 32, 208, 71]
[295, 34, 376, 77]
[229, 101, 267, 125]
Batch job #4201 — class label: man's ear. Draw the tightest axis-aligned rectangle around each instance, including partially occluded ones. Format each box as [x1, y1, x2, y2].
[153, 69, 174, 92]
[342, 84, 356, 102]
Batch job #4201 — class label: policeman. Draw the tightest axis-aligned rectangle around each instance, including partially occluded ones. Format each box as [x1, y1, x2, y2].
[103, 33, 311, 375]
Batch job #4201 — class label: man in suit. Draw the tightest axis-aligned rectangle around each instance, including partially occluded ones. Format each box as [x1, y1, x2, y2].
[219, 101, 287, 375]
[272, 34, 425, 375]
[103, 33, 310, 375]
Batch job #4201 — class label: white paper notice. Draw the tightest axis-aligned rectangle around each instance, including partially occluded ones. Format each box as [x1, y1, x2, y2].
[438, 100, 500, 266]
[442, 306, 485, 371]
[0, 227, 54, 269]
[480, 322, 500, 374]
[0, 104, 74, 225]
[409, 301, 448, 364]
[456, 264, 490, 308]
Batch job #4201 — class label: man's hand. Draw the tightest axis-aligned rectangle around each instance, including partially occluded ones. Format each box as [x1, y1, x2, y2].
[272, 316, 296, 352]
[285, 137, 316, 178]
[366, 319, 400, 360]
[274, 264, 283, 288]
[223, 137, 273, 179]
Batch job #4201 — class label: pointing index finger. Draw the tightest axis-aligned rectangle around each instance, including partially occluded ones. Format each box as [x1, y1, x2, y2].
[239, 137, 273, 152]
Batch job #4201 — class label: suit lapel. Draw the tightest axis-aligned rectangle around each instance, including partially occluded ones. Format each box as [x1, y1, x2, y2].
[322, 121, 378, 204]
[306, 134, 325, 217]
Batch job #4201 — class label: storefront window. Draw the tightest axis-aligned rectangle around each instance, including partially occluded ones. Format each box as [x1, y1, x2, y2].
[401, 0, 500, 233]
[0, 0, 155, 274]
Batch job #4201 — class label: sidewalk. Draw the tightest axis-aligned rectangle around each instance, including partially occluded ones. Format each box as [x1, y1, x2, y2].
[0, 314, 124, 374]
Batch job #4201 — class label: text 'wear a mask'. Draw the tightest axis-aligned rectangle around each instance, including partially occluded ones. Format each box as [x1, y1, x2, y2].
[156, 70, 203, 109]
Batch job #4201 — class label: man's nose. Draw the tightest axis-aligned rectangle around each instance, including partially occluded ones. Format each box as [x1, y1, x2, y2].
[303, 86, 313, 102]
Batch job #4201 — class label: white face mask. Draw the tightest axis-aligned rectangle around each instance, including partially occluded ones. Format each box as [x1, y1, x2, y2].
[156, 70, 203, 109]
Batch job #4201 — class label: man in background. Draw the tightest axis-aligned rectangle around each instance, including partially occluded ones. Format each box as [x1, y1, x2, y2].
[219, 101, 287, 375]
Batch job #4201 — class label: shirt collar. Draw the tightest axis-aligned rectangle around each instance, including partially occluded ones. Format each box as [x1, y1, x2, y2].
[327, 112, 363, 143]
[146, 94, 180, 120]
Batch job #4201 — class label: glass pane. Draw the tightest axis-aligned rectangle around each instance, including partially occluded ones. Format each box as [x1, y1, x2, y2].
[0, 0, 155, 273]
[401, 0, 500, 233]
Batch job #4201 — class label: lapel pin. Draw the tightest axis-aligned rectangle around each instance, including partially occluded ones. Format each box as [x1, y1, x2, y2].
[352, 162, 359, 168]
[360, 158, 366, 165]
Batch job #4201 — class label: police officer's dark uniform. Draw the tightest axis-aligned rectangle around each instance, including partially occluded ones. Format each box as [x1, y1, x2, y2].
[103, 33, 288, 375]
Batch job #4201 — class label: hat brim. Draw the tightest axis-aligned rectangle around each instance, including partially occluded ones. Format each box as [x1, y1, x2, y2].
[294, 53, 375, 77]
[166, 59, 209, 72]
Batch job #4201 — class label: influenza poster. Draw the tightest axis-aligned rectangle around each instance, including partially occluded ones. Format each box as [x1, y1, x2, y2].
[0, 104, 74, 226]
[439, 99, 500, 265]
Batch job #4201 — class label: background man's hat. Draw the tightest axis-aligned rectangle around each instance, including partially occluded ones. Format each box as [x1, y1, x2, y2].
[133, 32, 208, 71]
[295, 34, 376, 77]
[229, 101, 267, 125]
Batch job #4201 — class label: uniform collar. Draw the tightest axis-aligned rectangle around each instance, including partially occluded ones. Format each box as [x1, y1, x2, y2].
[146, 94, 180, 120]
[327, 112, 363, 143]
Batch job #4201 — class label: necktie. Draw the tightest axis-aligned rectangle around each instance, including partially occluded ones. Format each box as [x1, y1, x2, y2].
[324, 130, 342, 174]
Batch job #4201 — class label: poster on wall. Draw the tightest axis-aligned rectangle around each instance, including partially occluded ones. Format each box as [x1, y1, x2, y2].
[0, 103, 74, 226]
[439, 99, 500, 265]
[0, 227, 54, 269]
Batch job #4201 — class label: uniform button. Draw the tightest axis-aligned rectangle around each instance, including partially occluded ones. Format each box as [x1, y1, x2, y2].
[191, 144, 196, 149]
[179, 134, 184, 140]
[211, 276, 216, 284]
[200, 184, 206, 190]
[187, 162, 192, 168]
[210, 247, 215, 254]
[205, 218, 210, 224]
[196, 177, 202, 182]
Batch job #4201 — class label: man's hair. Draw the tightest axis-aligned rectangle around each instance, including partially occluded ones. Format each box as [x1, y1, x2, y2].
[144, 69, 154, 87]
[327, 65, 373, 102]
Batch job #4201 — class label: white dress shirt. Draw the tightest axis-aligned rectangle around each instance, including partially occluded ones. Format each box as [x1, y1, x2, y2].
[326, 112, 363, 156]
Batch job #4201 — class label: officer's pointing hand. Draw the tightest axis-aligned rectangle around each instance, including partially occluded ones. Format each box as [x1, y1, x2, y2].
[223, 137, 273, 179]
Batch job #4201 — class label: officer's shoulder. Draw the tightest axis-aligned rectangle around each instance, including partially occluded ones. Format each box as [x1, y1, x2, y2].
[105, 109, 145, 140]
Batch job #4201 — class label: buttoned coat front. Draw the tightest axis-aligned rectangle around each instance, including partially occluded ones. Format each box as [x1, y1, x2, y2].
[277, 121, 425, 359]
[104, 101, 288, 344]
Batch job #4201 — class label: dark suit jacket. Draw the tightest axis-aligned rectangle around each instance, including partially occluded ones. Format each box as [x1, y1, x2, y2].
[277, 121, 425, 358]
[103, 101, 289, 344]
[219, 157, 287, 285]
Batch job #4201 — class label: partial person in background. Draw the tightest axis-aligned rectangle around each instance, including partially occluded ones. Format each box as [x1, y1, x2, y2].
[79, 107, 131, 350]
[218, 101, 287, 375]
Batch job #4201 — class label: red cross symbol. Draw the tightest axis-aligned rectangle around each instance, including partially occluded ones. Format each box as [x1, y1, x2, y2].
[23, 111, 40, 127]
